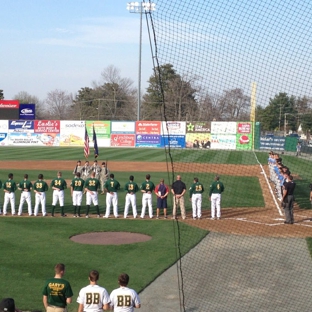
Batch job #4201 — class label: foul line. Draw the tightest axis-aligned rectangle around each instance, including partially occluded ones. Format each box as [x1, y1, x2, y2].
[252, 151, 283, 216]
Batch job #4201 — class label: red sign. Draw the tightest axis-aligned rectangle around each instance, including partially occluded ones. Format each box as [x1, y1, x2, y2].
[135, 121, 161, 134]
[0, 100, 19, 109]
[237, 123, 251, 134]
[34, 120, 60, 133]
[110, 134, 135, 147]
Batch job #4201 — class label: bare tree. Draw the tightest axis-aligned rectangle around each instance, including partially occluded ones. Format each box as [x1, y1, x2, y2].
[45, 89, 73, 120]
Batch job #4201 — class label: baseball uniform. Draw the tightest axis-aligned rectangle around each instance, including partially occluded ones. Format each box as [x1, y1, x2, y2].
[189, 180, 204, 219]
[77, 284, 110, 312]
[51, 176, 67, 216]
[110, 287, 141, 312]
[3, 178, 17, 215]
[0, 179, 2, 214]
[209, 179, 225, 219]
[33, 179, 49, 216]
[85, 177, 101, 217]
[70, 177, 85, 217]
[18, 178, 33, 216]
[104, 178, 120, 218]
[140, 180, 155, 219]
[124, 180, 139, 218]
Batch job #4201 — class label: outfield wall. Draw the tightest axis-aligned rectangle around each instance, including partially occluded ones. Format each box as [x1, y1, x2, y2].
[0, 120, 254, 149]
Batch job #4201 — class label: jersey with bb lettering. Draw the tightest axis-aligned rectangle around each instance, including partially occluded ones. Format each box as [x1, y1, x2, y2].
[77, 284, 110, 312]
[51, 178, 67, 190]
[33, 180, 49, 192]
[18, 179, 33, 192]
[110, 287, 141, 312]
[70, 178, 85, 192]
[85, 178, 100, 192]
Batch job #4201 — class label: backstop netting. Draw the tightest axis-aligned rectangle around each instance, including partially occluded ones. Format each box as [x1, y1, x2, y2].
[143, 1, 312, 311]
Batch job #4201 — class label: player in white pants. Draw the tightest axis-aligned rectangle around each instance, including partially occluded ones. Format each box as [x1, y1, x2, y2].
[3, 173, 17, 216]
[140, 174, 155, 219]
[33, 174, 49, 216]
[209, 175, 225, 220]
[103, 174, 120, 218]
[18, 174, 33, 216]
[124, 176, 139, 219]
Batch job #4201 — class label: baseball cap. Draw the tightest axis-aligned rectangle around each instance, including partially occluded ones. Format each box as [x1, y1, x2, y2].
[0, 298, 15, 312]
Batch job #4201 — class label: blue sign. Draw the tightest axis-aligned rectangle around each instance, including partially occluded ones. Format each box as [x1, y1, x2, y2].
[259, 136, 285, 150]
[9, 120, 34, 132]
[161, 135, 185, 148]
[19, 104, 35, 120]
[135, 134, 161, 147]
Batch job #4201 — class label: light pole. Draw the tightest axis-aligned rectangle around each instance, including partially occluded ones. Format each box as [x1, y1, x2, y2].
[127, 1, 156, 121]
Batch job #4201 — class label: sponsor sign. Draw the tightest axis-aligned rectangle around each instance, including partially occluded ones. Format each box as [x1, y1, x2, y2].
[34, 120, 60, 133]
[211, 122, 236, 135]
[237, 122, 251, 134]
[210, 134, 236, 149]
[135, 121, 161, 134]
[0, 120, 8, 146]
[110, 134, 135, 147]
[161, 121, 186, 135]
[185, 133, 211, 148]
[86, 121, 111, 147]
[259, 136, 285, 150]
[111, 121, 135, 134]
[161, 135, 185, 148]
[135, 134, 161, 148]
[8, 132, 59, 146]
[186, 121, 211, 133]
[9, 120, 34, 132]
[0, 100, 19, 109]
[236, 122, 253, 149]
[60, 121, 85, 146]
[19, 104, 35, 120]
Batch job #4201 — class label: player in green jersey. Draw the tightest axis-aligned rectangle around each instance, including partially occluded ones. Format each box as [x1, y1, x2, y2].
[33, 174, 49, 216]
[124, 175, 139, 219]
[3, 173, 17, 216]
[103, 173, 120, 218]
[209, 175, 225, 220]
[189, 177, 204, 220]
[17, 173, 33, 216]
[84, 172, 101, 218]
[51, 171, 67, 217]
[140, 174, 155, 219]
[70, 172, 85, 217]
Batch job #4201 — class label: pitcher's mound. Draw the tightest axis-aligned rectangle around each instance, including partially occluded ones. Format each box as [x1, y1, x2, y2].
[70, 232, 152, 245]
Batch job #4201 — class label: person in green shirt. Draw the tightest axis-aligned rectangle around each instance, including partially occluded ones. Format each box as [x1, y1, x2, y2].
[140, 174, 155, 219]
[189, 177, 204, 220]
[42, 263, 73, 312]
[70, 172, 85, 218]
[50, 171, 67, 217]
[209, 175, 225, 220]
[124, 175, 139, 219]
[103, 173, 120, 218]
[17, 173, 33, 216]
[33, 173, 49, 217]
[3, 173, 17, 216]
[84, 172, 101, 218]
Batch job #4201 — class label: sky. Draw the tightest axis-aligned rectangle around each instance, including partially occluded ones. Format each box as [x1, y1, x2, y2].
[1, 0, 155, 101]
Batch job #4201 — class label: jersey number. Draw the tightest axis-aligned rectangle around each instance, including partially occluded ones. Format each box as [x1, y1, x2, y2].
[195, 185, 202, 191]
[89, 180, 96, 187]
[6, 182, 11, 188]
[54, 180, 62, 186]
[117, 295, 132, 307]
[75, 180, 82, 186]
[36, 182, 42, 189]
[128, 184, 134, 191]
[85, 292, 100, 304]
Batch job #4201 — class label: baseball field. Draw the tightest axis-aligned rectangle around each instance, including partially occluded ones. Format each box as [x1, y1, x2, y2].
[0, 146, 312, 311]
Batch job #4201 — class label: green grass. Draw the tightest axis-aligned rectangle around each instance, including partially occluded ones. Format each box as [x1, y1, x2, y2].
[0, 218, 208, 311]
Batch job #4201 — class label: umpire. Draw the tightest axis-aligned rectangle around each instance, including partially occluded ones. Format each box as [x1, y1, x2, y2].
[282, 175, 296, 224]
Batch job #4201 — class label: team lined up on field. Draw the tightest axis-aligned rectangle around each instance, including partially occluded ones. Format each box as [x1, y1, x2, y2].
[0, 159, 224, 219]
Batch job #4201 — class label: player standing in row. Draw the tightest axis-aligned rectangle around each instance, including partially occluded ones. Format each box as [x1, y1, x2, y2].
[0, 179, 2, 214]
[73, 160, 83, 177]
[33, 174, 49, 216]
[17, 174, 33, 216]
[77, 270, 110, 312]
[81, 160, 91, 181]
[155, 178, 169, 219]
[110, 273, 141, 311]
[3, 173, 17, 216]
[85, 172, 101, 218]
[51, 171, 67, 217]
[124, 175, 139, 219]
[189, 177, 204, 220]
[140, 174, 155, 219]
[104, 174, 120, 218]
[209, 175, 225, 220]
[100, 162, 110, 195]
[70, 172, 85, 218]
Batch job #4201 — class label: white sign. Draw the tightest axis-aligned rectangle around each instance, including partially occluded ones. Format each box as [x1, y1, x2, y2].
[211, 122, 237, 135]
[161, 121, 186, 135]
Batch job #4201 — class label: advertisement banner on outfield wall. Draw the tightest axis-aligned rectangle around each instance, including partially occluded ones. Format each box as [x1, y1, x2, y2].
[186, 121, 211, 133]
[111, 121, 135, 134]
[8, 132, 60, 146]
[9, 120, 34, 132]
[135, 134, 161, 148]
[19, 103, 35, 120]
[185, 133, 211, 148]
[161, 121, 186, 135]
[60, 121, 85, 146]
[211, 122, 236, 135]
[110, 134, 135, 147]
[236, 122, 253, 150]
[259, 136, 285, 150]
[210, 134, 236, 149]
[34, 120, 60, 133]
[161, 135, 185, 148]
[0, 120, 9, 146]
[135, 121, 161, 134]
[86, 121, 111, 147]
